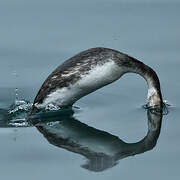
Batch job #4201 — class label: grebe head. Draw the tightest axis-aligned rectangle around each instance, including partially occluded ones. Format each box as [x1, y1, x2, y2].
[145, 67, 163, 108]
[147, 86, 162, 107]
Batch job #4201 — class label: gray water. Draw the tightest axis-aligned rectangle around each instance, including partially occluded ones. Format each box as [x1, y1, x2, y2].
[0, 0, 180, 179]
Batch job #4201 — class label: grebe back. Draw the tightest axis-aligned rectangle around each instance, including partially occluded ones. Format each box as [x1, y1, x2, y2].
[32, 47, 162, 112]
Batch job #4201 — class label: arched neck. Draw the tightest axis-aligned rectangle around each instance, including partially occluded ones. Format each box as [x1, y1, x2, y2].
[122, 56, 163, 107]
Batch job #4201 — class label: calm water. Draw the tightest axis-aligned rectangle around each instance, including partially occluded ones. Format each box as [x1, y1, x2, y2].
[0, 0, 180, 179]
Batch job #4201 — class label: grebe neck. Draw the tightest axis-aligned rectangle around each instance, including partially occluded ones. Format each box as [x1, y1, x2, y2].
[121, 57, 163, 107]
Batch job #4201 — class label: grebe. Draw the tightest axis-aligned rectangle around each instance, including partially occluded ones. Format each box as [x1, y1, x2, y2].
[32, 47, 163, 112]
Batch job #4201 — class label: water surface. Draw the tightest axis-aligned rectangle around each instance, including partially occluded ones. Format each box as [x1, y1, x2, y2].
[0, 0, 180, 179]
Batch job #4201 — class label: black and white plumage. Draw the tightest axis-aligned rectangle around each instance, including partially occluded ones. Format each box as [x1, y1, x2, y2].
[32, 47, 162, 112]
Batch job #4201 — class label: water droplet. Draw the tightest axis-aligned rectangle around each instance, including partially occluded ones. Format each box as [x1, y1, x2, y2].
[12, 70, 18, 77]
[15, 88, 19, 103]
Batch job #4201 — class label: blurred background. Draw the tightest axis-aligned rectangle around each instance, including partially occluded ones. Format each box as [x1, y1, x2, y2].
[0, 0, 179, 179]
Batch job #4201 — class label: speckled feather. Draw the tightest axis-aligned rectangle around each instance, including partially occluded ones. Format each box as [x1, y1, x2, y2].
[33, 47, 127, 104]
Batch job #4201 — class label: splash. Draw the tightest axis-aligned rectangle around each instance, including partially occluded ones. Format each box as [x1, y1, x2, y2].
[0, 98, 75, 128]
[9, 99, 32, 114]
[0, 99, 33, 127]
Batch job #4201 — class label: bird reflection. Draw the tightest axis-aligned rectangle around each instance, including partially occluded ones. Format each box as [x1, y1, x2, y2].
[34, 109, 162, 172]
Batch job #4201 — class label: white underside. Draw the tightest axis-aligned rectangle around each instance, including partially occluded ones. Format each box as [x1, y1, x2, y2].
[36, 60, 124, 108]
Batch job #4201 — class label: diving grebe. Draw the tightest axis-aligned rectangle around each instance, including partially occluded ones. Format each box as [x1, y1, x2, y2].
[32, 47, 163, 112]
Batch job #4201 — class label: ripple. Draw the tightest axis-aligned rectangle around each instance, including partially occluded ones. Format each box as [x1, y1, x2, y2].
[142, 100, 171, 115]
